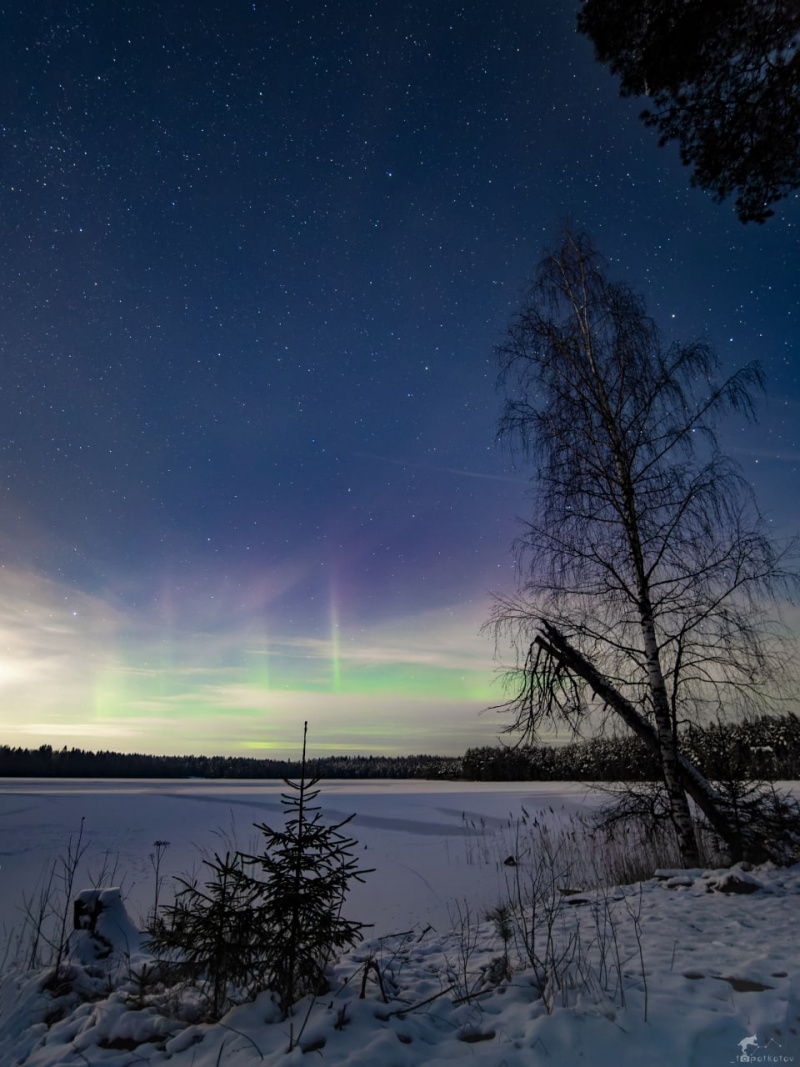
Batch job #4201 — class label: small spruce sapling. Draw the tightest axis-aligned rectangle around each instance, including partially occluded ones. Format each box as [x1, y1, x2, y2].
[146, 723, 373, 1021]
[145, 850, 264, 1020]
[242, 721, 374, 1015]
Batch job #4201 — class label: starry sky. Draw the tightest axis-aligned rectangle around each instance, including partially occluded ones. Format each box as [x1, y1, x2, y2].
[0, 0, 798, 759]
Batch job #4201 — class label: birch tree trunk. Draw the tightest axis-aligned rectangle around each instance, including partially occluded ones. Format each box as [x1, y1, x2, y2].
[570, 256, 701, 866]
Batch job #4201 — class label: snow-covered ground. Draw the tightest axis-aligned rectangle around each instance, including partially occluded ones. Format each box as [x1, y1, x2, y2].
[0, 779, 798, 1066]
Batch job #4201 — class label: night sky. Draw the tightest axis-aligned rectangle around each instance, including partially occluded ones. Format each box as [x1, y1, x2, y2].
[1, 0, 798, 758]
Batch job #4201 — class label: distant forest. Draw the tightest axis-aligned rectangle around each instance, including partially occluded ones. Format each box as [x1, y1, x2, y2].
[0, 746, 459, 780]
[1, 714, 798, 781]
[463, 714, 800, 782]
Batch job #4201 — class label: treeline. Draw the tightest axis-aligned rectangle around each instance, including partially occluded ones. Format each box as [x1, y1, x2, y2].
[0, 744, 462, 780]
[463, 735, 660, 782]
[682, 714, 800, 782]
[463, 713, 800, 782]
[2, 714, 798, 781]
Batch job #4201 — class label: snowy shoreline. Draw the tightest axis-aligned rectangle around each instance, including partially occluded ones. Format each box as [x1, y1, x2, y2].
[1, 780, 798, 1065]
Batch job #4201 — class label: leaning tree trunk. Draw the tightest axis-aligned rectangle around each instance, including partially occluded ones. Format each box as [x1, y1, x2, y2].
[535, 622, 772, 864]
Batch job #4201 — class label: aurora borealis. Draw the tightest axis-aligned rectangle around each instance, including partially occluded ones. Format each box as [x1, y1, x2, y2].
[0, 1, 798, 757]
[0, 566, 502, 755]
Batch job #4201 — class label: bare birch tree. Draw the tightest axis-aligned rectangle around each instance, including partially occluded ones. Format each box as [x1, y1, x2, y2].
[490, 229, 796, 866]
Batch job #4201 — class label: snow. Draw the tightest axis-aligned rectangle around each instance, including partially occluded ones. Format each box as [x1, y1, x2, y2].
[0, 778, 798, 1066]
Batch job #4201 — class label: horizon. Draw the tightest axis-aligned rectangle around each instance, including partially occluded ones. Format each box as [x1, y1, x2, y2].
[1, 727, 574, 763]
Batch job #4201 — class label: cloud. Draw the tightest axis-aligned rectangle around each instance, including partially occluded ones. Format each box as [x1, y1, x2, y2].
[352, 450, 529, 485]
[18, 721, 140, 739]
[0, 569, 127, 708]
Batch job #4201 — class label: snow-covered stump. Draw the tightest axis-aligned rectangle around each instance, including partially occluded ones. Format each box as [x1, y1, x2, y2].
[71, 889, 143, 961]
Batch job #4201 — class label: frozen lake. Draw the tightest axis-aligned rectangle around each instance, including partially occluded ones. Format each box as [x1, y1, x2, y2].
[0, 778, 603, 945]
